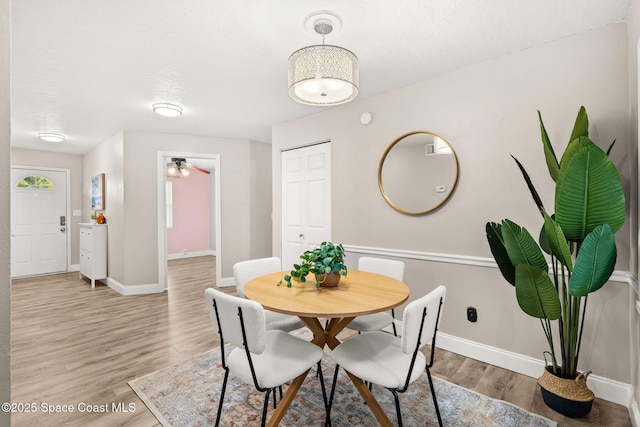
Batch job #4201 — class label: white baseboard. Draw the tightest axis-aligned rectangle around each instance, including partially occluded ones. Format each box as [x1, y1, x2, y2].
[630, 396, 640, 427]
[436, 331, 632, 407]
[167, 249, 216, 260]
[106, 275, 234, 293]
[105, 277, 164, 295]
[217, 276, 236, 288]
[69, 263, 79, 272]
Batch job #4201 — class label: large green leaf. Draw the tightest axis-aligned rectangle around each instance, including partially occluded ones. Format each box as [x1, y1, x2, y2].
[512, 155, 545, 213]
[538, 110, 560, 182]
[558, 134, 590, 171]
[606, 139, 616, 156]
[538, 221, 551, 255]
[486, 222, 516, 286]
[515, 264, 561, 320]
[501, 219, 548, 273]
[569, 105, 589, 145]
[555, 138, 626, 242]
[543, 211, 573, 271]
[569, 224, 617, 296]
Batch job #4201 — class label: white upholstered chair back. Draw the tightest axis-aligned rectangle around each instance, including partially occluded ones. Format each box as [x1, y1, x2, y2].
[204, 288, 267, 354]
[233, 257, 281, 297]
[357, 257, 404, 281]
[400, 285, 446, 354]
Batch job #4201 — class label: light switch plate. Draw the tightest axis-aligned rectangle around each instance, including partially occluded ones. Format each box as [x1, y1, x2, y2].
[73, 210, 81, 216]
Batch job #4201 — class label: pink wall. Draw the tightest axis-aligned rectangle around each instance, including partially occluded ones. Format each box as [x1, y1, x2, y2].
[167, 170, 210, 255]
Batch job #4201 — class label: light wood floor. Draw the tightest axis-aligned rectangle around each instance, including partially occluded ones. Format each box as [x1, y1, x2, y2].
[10, 256, 632, 426]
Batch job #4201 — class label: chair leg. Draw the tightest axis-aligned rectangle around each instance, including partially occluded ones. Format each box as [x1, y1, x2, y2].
[261, 389, 273, 427]
[325, 364, 340, 427]
[215, 368, 230, 427]
[390, 389, 403, 427]
[273, 387, 277, 409]
[426, 367, 443, 427]
[314, 361, 331, 427]
[391, 308, 398, 336]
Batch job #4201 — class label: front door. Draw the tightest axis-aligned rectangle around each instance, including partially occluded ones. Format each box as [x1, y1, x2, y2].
[11, 167, 68, 277]
[281, 143, 332, 270]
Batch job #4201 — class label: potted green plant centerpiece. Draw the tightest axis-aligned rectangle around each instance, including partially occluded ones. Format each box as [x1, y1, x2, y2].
[282, 241, 348, 288]
[485, 106, 625, 417]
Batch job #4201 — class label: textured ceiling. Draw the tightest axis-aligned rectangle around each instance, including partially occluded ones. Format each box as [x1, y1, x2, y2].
[11, 0, 631, 155]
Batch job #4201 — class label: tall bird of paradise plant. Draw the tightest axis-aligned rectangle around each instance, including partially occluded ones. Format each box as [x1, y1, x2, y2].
[485, 106, 625, 379]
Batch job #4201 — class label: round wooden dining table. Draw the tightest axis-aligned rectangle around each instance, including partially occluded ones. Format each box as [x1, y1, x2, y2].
[243, 269, 410, 427]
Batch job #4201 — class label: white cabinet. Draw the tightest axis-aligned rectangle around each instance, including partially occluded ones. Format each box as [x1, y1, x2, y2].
[79, 223, 107, 288]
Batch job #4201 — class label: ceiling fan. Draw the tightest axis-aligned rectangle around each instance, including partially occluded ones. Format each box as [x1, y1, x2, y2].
[166, 158, 211, 177]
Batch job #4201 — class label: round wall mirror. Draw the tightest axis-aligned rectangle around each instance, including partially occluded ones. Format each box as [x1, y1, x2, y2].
[378, 131, 459, 215]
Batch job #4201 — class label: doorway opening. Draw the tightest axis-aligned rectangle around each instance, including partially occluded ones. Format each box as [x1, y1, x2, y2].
[157, 152, 221, 290]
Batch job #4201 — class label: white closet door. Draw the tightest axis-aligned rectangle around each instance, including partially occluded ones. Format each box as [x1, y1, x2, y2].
[281, 143, 331, 270]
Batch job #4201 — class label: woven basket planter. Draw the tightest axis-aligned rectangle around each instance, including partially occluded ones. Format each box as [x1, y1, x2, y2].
[538, 366, 594, 418]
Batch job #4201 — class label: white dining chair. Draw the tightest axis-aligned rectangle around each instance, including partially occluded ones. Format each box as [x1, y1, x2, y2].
[329, 285, 446, 427]
[233, 257, 305, 332]
[204, 288, 328, 427]
[347, 257, 405, 336]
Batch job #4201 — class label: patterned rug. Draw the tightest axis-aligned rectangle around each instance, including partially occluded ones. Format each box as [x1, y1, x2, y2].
[130, 336, 556, 426]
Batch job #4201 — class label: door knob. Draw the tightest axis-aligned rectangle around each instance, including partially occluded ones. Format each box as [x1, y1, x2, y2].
[299, 233, 304, 239]
[60, 227, 66, 232]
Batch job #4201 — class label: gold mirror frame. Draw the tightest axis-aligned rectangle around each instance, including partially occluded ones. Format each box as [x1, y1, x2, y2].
[378, 130, 459, 215]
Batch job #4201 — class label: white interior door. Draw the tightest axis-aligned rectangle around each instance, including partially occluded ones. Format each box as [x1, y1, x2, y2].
[11, 168, 68, 277]
[281, 143, 331, 270]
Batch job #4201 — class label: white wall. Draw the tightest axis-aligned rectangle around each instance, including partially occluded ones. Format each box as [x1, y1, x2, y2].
[627, 0, 640, 417]
[273, 24, 632, 384]
[0, 0, 10, 423]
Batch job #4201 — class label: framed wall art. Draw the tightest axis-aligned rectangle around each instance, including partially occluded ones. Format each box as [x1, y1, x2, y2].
[91, 173, 105, 210]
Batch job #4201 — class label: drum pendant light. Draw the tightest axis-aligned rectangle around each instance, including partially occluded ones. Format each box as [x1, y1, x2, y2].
[288, 11, 359, 106]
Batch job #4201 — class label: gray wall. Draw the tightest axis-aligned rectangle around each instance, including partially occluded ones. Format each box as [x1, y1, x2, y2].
[273, 24, 633, 383]
[82, 130, 266, 286]
[250, 140, 273, 259]
[0, 0, 10, 423]
[83, 132, 125, 282]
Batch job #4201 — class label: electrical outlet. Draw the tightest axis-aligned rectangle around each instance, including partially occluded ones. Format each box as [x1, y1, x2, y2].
[183, 249, 188, 255]
[467, 307, 478, 322]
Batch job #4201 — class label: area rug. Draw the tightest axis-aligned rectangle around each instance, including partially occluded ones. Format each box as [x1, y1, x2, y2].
[130, 340, 556, 426]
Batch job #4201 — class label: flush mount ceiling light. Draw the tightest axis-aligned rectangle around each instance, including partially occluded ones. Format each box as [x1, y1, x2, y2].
[288, 11, 359, 106]
[38, 132, 66, 142]
[152, 103, 183, 117]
